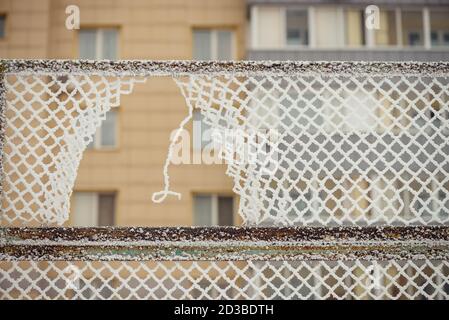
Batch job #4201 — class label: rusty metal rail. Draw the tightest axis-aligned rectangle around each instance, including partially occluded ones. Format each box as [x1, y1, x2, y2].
[2, 59, 449, 77]
[1, 226, 448, 261]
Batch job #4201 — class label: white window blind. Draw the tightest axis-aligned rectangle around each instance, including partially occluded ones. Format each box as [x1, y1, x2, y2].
[193, 29, 234, 60]
[79, 28, 118, 60]
[255, 7, 283, 48]
[193, 109, 213, 150]
[193, 194, 234, 226]
[72, 192, 116, 226]
[79, 28, 119, 150]
[314, 7, 344, 47]
[87, 109, 118, 149]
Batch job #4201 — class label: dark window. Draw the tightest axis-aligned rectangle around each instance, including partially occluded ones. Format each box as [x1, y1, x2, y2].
[444, 33, 449, 45]
[0, 15, 6, 38]
[408, 32, 421, 46]
[218, 196, 234, 226]
[98, 193, 116, 226]
[286, 9, 308, 46]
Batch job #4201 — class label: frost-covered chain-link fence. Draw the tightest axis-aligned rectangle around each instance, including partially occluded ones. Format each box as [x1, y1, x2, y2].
[2, 260, 448, 300]
[175, 73, 449, 226]
[0, 60, 448, 227]
[0, 60, 448, 300]
[0, 71, 144, 225]
[1, 226, 448, 300]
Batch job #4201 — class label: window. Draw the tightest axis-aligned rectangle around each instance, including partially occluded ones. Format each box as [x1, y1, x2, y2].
[374, 10, 397, 46]
[405, 83, 449, 135]
[430, 11, 449, 47]
[72, 192, 116, 226]
[431, 31, 449, 46]
[79, 29, 119, 150]
[280, 187, 317, 224]
[345, 9, 365, 46]
[193, 194, 234, 226]
[193, 109, 212, 151]
[0, 15, 5, 38]
[375, 177, 449, 222]
[399, 180, 448, 222]
[318, 87, 377, 133]
[87, 109, 118, 149]
[401, 11, 423, 46]
[286, 9, 308, 46]
[408, 32, 422, 46]
[79, 28, 118, 59]
[193, 29, 235, 60]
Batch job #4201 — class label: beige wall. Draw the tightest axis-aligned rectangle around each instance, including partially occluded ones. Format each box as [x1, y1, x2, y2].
[0, 0, 246, 226]
[0, 0, 50, 58]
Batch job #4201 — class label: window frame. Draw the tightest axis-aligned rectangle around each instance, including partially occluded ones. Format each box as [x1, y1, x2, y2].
[405, 29, 424, 47]
[284, 179, 320, 224]
[431, 30, 449, 46]
[87, 108, 119, 150]
[429, 9, 449, 48]
[192, 108, 213, 151]
[193, 193, 236, 226]
[192, 28, 237, 60]
[406, 180, 448, 222]
[78, 27, 119, 60]
[79, 28, 120, 151]
[71, 191, 117, 227]
[284, 8, 310, 47]
[0, 14, 6, 40]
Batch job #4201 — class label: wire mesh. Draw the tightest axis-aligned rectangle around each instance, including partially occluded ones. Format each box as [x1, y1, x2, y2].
[0, 60, 448, 300]
[1, 260, 448, 300]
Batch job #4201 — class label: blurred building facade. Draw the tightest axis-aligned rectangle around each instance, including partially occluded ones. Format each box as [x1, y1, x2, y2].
[0, 0, 448, 227]
[248, 0, 449, 61]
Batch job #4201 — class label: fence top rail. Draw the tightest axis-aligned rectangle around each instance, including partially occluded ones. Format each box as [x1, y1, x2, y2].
[1, 226, 448, 261]
[2, 226, 449, 242]
[1, 59, 449, 77]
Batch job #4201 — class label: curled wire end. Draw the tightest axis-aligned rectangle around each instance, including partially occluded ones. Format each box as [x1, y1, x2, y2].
[151, 190, 182, 203]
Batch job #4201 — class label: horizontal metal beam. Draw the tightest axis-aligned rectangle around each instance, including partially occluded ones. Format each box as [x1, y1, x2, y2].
[1, 226, 448, 261]
[247, 48, 449, 62]
[1, 59, 449, 77]
[246, 0, 446, 7]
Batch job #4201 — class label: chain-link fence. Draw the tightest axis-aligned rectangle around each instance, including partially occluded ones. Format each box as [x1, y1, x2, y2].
[0, 60, 448, 299]
[1, 226, 448, 300]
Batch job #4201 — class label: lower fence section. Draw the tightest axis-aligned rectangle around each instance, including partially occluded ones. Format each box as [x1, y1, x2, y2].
[1, 260, 449, 300]
[1, 226, 449, 300]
